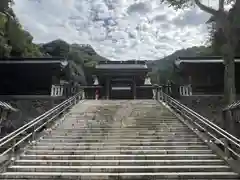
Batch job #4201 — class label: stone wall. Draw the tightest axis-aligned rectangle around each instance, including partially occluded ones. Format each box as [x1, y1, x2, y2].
[0, 99, 61, 137]
[177, 96, 226, 127]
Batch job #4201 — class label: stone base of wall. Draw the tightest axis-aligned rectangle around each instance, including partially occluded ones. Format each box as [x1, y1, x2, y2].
[177, 95, 226, 127]
[0, 99, 62, 137]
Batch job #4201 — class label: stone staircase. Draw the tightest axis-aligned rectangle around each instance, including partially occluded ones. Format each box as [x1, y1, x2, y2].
[0, 100, 239, 179]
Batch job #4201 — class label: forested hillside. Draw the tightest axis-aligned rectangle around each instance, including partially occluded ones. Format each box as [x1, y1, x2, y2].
[0, 11, 43, 57]
[147, 46, 212, 84]
[40, 39, 108, 84]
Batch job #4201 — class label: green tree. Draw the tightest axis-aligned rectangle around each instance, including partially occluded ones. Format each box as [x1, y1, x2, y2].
[0, 0, 13, 13]
[161, 0, 240, 104]
[0, 36, 11, 57]
[208, 25, 225, 55]
[0, 12, 10, 57]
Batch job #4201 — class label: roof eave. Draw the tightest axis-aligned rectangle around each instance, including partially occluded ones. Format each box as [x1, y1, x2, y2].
[175, 58, 240, 67]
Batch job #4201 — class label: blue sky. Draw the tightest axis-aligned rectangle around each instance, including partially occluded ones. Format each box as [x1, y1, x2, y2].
[13, 0, 222, 60]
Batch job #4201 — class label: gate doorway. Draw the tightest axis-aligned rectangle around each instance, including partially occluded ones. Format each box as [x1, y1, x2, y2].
[110, 80, 133, 99]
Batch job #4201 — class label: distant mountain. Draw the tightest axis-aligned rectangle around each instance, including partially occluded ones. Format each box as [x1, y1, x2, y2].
[69, 43, 108, 67]
[148, 46, 212, 72]
[147, 46, 212, 84]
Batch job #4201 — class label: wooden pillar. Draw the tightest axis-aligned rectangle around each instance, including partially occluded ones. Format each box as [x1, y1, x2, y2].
[133, 76, 136, 99]
[167, 80, 172, 95]
[106, 77, 110, 100]
[156, 87, 159, 100]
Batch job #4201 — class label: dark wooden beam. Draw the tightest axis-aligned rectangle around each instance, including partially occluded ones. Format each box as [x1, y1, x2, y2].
[0, 95, 66, 100]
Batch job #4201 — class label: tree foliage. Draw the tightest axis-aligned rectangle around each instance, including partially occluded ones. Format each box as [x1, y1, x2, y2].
[0, 0, 13, 13]
[40, 40, 109, 84]
[160, 0, 235, 10]
[42, 39, 70, 57]
[0, 8, 44, 58]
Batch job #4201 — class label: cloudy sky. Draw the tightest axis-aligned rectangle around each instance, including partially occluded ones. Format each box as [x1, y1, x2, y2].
[12, 0, 220, 60]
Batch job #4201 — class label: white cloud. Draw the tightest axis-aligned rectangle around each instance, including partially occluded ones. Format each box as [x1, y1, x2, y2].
[12, 0, 214, 60]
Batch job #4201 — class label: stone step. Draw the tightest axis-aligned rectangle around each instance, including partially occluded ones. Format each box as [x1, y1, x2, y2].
[7, 165, 232, 173]
[50, 125, 190, 128]
[60, 131, 195, 135]
[61, 120, 182, 122]
[20, 154, 219, 160]
[55, 127, 190, 130]
[45, 134, 198, 139]
[42, 134, 198, 138]
[57, 127, 190, 131]
[29, 145, 210, 150]
[56, 127, 191, 132]
[24, 149, 213, 155]
[38, 138, 203, 143]
[14, 159, 226, 166]
[61, 123, 187, 126]
[1, 171, 239, 179]
[48, 132, 196, 136]
[35, 141, 205, 146]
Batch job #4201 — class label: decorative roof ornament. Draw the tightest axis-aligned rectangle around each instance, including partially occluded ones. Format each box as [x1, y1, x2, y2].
[144, 77, 151, 85]
[60, 60, 68, 67]
[93, 76, 99, 85]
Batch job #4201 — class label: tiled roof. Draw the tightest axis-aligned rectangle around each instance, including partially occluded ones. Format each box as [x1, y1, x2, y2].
[175, 57, 240, 66]
[0, 60, 68, 66]
[95, 64, 148, 69]
[0, 57, 65, 61]
[98, 60, 146, 65]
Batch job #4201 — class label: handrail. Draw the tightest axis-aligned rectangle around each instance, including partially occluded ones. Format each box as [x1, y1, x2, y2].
[168, 96, 240, 153]
[223, 100, 240, 111]
[158, 90, 240, 159]
[0, 91, 84, 162]
[169, 96, 240, 145]
[0, 92, 80, 144]
[1, 102, 72, 156]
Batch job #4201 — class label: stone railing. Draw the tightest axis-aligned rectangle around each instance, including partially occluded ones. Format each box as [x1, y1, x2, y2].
[50, 84, 81, 97]
[179, 85, 192, 96]
[51, 85, 64, 97]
